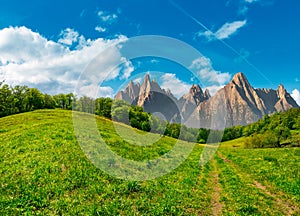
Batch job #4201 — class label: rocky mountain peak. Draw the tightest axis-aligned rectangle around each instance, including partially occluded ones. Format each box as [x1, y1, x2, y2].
[277, 84, 287, 98]
[114, 80, 140, 103]
[204, 89, 211, 99]
[115, 72, 299, 128]
[190, 84, 203, 95]
[128, 80, 135, 88]
[231, 72, 251, 89]
[274, 84, 299, 111]
[144, 73, 150, 83]
[139, 74, 152, 97]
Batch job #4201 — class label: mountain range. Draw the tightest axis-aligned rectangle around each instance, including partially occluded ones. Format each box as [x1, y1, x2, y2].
[115, 73, 299, 129]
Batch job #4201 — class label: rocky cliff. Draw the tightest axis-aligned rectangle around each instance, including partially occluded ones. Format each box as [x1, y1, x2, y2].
[115, 72, 299, 128]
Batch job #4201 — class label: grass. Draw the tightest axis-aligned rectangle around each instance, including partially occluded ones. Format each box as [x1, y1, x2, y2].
[0, 109, 299, 215]
[220, 137, 246, 148]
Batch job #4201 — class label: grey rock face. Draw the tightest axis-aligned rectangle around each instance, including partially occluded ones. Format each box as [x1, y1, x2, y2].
[115, 72, 299, 129]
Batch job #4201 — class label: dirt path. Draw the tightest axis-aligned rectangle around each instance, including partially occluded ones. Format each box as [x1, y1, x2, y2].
[210, 158, 223, 216]
[252, 180, 299, 215]
[217, 152, 300, 215]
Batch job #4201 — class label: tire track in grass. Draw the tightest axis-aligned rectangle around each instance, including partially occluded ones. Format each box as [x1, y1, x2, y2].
[216, 153, 285, 215]
[252, 180, 299, 215]
[218, 152, 300, 215]
[210, 158, 223, 216]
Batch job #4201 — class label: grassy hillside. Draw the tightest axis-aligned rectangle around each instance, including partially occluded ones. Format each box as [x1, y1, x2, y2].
[1, 110, 300, 215]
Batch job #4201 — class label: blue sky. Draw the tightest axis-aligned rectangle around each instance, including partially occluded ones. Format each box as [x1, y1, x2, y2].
[0, 0, 299, 104]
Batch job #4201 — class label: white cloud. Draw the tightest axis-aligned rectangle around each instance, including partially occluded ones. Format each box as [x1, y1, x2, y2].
[238, 0, 273, 15]
[197, 20, 247, 41]
[189, 56, 231, 85]
[95, 26, 107, 33]
[133, 77, 142, 84]
[58, 28, 80, 46]
[291, 89, 300, 106]
[215, 20, 247, 40]
[0, 26, 132, 95]
[161, 73, 191, 98]
[79, 84, 114, 98]
[97, 11, 118, 23]
[206, 85, 225, 96]
[120, 59, 134, 80]
[238, 6, 249, 15]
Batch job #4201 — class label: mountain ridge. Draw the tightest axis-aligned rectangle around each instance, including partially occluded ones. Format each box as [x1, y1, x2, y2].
[115, 72, 299, 128]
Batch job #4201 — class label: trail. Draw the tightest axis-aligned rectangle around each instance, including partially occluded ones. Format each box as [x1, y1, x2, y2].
[210, 158, 223, 216]
[217, 152, 300, 215]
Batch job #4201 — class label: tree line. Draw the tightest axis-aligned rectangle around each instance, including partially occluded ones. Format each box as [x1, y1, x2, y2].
[0, 81, 74, 117]
[1, 81, 299, 147]
[221, 108, 300, 148]
[76, 97, 210, 143]
[0, 82, 210, 143]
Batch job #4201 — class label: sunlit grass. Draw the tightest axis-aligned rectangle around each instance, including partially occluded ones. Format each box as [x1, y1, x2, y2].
[0, 110, 299, 215]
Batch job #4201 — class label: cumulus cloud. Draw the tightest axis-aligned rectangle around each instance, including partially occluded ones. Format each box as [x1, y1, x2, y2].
[0, 26, 133, 95]
[238, 0, 272, 15]
[97, 10, 118, 24]
[79, 85, 114, 98]
[206, 85, 225, 96]
[161, 73, 191, 98]
[120, 60, 134, 80]
[291, 89, 300, 106]
[95, 26, 107, 33]
[189, 56, 231, 85]
[58, 28, 80, 46]
[197, 20, 247, 41]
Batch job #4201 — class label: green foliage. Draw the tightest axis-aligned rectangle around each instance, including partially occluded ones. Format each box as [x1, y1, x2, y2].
[0, 82, 15, 117]
[74, 96, 95, 113]
[0, 82, 77, 117]
[25, 88, 45, 110]
[244, 131, 282, 148]
[222, 126, 243, 141]
[149, 115, 165, 134]
[95, 97, 112, 118]
[222, 108, 300, 148]
[128, 105, 151, 131]
[197, 128, 209, 143]
[111, 100, 130, 124]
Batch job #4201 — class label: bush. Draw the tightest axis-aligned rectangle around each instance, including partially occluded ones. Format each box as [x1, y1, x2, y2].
[198, 139, 206, 144]
[261, 131, 277, 148]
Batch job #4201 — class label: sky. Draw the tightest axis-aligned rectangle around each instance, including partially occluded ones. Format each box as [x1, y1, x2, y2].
[0, 0, 299, 104]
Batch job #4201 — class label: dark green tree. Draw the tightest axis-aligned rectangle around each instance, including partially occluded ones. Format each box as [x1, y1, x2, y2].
[25, 88, 45, 111]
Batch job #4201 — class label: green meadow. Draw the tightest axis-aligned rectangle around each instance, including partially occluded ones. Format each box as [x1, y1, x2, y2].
[0, 110, 299, 215]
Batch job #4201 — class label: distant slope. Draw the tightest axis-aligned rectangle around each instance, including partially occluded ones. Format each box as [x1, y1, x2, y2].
[221, 107, 300, 148]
